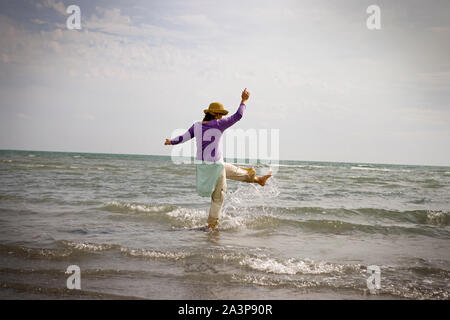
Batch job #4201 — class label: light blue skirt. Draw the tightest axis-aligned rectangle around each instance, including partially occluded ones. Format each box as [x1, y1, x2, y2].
[195, 161, 224, 197]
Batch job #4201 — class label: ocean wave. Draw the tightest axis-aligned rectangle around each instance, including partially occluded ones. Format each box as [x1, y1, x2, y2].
[2, 241, 448, 299]
[425, 210, 449, 226]
[103, 200, 450, 235]
[0, 266, 151, 278]
[239, 256, 359, 275]
[1, 241, 357, 276]
[0, 194, 24, 201]
[61, 240, 190, 261]
[274, 163, 347, 171]
[278, 218, 448, 236]
[120, 247, 189, 260]
[104, 201, 178, 214]
[230, 272, 449, 299]
[0, 280, 140, 299]
[61, 240, 120, 252]
[230, 273, 322, 290]
[226, 212, 450, 237]
[0, 243, 76, 260]
[103, 201, 248, 229]
[351, 166, 391, 172]
[274, 206, 450, 227]
[350, 166, 414, 173]
[168, 207, 279, 231]
[0, 241, 193, 263]
[226, 255, 449, 299]
[166, 207, 209, 228]
[407, 265, 450, 278]
[8, 163, 118, 172]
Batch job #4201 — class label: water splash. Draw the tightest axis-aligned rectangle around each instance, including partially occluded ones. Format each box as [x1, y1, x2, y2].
[220, 177, 280, 229]
[426, 210, 449, 226]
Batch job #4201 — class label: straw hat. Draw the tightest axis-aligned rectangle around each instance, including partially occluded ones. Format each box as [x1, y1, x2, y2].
[204, 102, 229, 115]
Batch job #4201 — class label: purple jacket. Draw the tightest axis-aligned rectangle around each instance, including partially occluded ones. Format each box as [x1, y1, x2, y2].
[171, 103, 246, 162]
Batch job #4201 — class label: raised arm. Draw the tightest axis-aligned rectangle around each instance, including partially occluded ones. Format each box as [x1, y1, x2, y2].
[216, 88, 250, 131]
[164, 124, 195, 145]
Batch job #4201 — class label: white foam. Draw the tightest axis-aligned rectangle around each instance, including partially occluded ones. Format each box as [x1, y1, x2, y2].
[166, 207, 208, 228]
[64, 241, 188, 261]
[231, 274, 281, 287]
[219, 215, 247, 230]
[351, 166, 391, 172]
[64, 241, 115, 252]
[166, 206, 268, 230]
[231, 274, 320, 289]
[277, 164, 309, 168]
[426, 210, 448, 225]
[120, 247, 188, 260]
[106, 201, 175, 213]
[240, 256, 355, 275]
[350, 166, 412, 173]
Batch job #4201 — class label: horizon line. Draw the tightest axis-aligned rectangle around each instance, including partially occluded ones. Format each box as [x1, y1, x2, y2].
[1, 148, 449, 168]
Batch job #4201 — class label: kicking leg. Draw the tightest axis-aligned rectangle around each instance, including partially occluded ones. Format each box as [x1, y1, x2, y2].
[253, 170, 272, 186]
[224, 163, 272, 186]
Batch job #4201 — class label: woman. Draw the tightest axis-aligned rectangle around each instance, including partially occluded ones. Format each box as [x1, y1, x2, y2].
[164, 88, 272, 230]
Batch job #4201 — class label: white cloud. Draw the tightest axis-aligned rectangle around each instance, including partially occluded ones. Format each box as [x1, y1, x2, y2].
[35, 0, 67, 15]
[31, 19, 47, 25]
[16, 113, 28, 119]
[1, 1, 450, 165]
[1, 54, 10, 63]
[80, 113, 96, 121]
[164, 14, 216, 29]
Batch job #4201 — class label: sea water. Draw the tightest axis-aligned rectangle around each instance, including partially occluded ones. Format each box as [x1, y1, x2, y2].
[0, 150, 449, 299]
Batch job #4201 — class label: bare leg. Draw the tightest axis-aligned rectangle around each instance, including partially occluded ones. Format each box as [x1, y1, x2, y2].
[206, 164, 272, 230]
[224, 163, 273, 186]
[207, 168, 226, 231]
[253, 170, 272, 186]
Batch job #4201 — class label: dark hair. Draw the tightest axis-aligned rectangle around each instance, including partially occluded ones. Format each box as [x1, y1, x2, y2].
[202, 113, 217, 122]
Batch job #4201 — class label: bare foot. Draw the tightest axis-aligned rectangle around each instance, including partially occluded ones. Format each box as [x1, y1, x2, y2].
[254, 170, 272, 186]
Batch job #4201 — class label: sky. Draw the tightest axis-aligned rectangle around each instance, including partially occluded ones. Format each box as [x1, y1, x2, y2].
[0, 0, 449, 166]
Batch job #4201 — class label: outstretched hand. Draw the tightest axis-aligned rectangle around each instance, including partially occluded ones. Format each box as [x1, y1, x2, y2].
[241, 88, 250, 104]
[164, 139, 171, 145]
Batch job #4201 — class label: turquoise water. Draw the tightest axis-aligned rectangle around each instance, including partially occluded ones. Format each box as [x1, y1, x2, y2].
[0, 149, 449, 299]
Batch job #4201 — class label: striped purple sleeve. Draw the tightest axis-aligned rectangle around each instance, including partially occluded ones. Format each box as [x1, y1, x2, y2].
[216, 103, 246, 131]
[170, 124, 195, 145]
